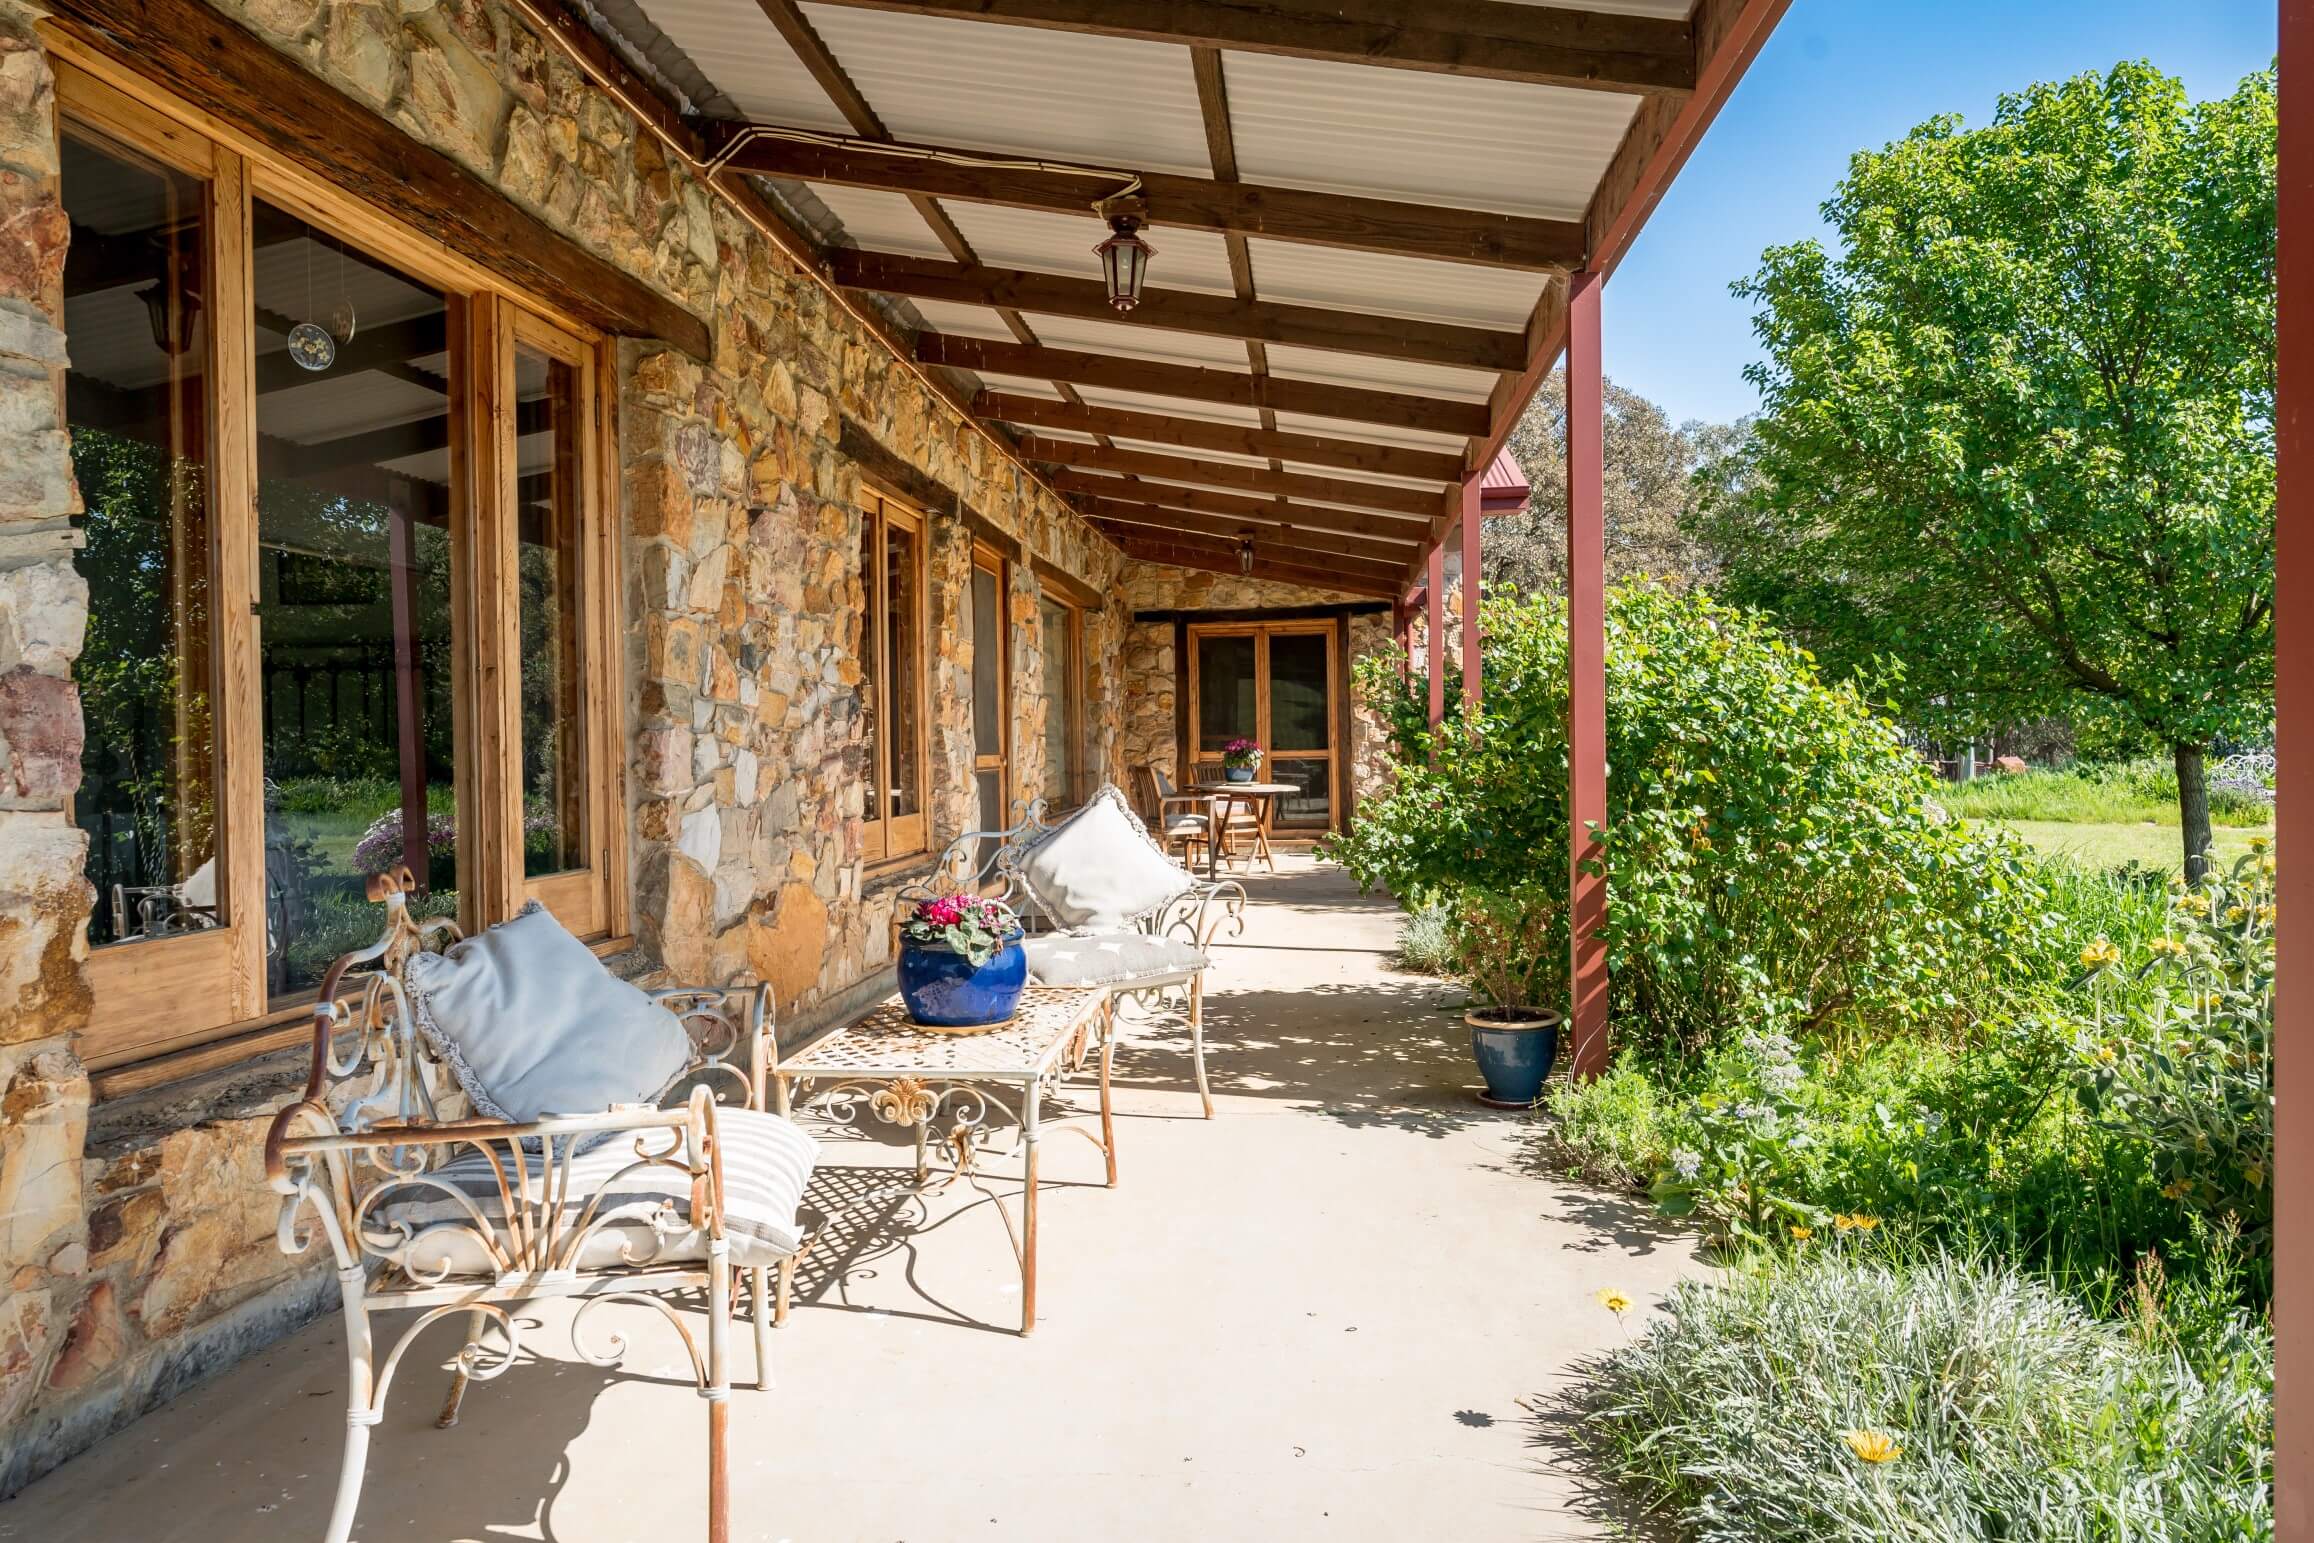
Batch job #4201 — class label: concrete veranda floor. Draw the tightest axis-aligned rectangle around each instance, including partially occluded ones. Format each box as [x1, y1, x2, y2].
[3, 854, 1697, 1543]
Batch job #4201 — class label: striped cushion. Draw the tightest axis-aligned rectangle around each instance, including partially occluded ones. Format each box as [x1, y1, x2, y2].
[375, 1106, 816, 1277]
[1023, 932, 1208, 988]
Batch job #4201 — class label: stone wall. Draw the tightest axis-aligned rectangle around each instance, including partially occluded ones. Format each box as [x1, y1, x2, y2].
[1119, 564, 1398, 813]
[0, 0, 1126, 1493]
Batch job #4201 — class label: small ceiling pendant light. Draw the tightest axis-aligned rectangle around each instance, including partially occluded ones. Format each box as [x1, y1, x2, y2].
[1237, 535, 1255, 575]
[1095, 209, 1155, 312]
[139, 265, 201, 358]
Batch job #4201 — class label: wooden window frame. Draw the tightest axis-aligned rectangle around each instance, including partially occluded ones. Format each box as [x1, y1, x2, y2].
[56, 55, 627, 1078]
[1184, 619, 1343, 832]
[860, 488, 930, 865]
[1037, 585, 1085, 814]
[971, 543, 1012, 828]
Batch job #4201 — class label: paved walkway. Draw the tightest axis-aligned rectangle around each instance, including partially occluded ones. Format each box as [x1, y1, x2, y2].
[3, 855, 1695, 1542]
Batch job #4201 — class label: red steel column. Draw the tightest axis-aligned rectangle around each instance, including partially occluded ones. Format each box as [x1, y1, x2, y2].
[1566, 270, 1610, 1080]
[1427, 542, 1447, 729]
[1461, 476, 1483, 716]
[2274, 0, 2309, 1529]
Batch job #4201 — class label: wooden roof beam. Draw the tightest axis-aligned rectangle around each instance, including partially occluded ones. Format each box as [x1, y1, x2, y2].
[833, 252, 1524, 372]
[1100, 526, 1402, 596]
[703, 126, 1584, 271]
[976, 393, 1465, 482]
[918, 333, 1491, 437]
[1045, 469, 1432, 542]
[1082, 496, 1417, 565]
[1019, 435, 1442, 517]
[801, 0, 1696, 94]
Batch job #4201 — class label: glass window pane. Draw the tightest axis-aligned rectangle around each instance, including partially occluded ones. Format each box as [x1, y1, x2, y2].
[64, 126, 220, 948]
[253, 199, 458, 1001]
[515, 343, 584, 877]
[1271, 758, 1333, 827]
[1039, 597, 1074, 807]
[885, 519, 921, 822]
[859, 511, 880, 833]
[971, 562, 1002, 760]
[1196, 634, 1257, 753]
[1269, 632, 1331, 751]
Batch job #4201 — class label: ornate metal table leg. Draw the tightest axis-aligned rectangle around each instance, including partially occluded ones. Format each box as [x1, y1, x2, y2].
[435, 1306, 489, 1427]
[1021, 1075, 1040, 1335]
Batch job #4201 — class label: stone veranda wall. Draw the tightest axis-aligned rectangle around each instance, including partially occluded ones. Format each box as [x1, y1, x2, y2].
[0, 0, 1125, 1491]
[1119, 565, 1398, 811]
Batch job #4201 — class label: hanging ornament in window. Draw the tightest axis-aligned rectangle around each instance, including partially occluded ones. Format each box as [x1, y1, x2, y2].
[328, 233, 358, 344]
[1238, 535, 1256, 575]
[287, 222, 336, 371]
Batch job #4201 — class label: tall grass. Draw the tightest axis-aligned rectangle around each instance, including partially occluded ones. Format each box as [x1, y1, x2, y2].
[1941, 760, 2271, 827]
[1582, 1246, 2273, 1542]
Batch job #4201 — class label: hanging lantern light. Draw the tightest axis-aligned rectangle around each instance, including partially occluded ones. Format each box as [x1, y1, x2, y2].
[1094, 211, 1154, 312]
[1238, 535, 1256, 575]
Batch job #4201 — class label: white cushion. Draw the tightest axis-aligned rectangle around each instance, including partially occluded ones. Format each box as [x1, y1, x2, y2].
[405, 901, 693, 1123]
[1023, 931, 1209, 988]
[375, 1106, 817, 1275]
[1016, 783, 1199, 933]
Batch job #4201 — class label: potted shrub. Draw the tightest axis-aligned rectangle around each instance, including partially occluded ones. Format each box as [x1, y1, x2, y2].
[1451, 886, 1566, 1106]
[1221, 737, 1263, 783]
[897, 894, 1027, 1029]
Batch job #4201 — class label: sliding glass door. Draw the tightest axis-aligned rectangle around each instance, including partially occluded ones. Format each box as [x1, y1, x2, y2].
[1188, 622, 1340, 830]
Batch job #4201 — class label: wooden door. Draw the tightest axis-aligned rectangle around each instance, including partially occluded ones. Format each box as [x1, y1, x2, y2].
[1187, 621, 1341, 830]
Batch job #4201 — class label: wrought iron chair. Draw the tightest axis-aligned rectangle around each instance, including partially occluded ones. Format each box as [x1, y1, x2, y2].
[903, 794, 1246, 1115]
[265, 871, 804, 1543]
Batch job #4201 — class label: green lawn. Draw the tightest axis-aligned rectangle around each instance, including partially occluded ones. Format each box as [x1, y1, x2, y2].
[1985, 818, 2271, 873]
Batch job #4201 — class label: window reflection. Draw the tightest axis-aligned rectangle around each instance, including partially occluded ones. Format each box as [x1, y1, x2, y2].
[516, 343, 584, 876]
[63, 126, 221, 949]
[252, 199, 459, 1001]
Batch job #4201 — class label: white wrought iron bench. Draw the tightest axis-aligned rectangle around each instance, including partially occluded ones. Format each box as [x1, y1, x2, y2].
[904, 785, 1246, 1115]
[265, 870, 813, 1543]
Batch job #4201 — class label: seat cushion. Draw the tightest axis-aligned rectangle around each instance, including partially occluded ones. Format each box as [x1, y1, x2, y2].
[1023, 931, 1209, 988]
[376, 1106, 817, 1277]
[1016, 783, 1199, 932]
[404, 901, 693, 1124]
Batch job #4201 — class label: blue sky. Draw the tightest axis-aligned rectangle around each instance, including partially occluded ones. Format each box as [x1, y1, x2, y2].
[1605, 0, 2278, 428]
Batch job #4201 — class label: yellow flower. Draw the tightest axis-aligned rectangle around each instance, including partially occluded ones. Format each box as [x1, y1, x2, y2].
[1789, 1224, 1815, 1242]
[2162, 1178, 2193, 1201]
[1841, 1428, 1903, 1464]
[2250, 836, 2270, 854]
[2148, 935, 2187, 957]
[1595, 1288, 1632, 1315]
[2095, 1043, 2118, 1064]
[1847, 1214, 1880, 1231]
[2244, 1164, 2266, 1191]
[2079, 938, 2121, 968]
[2177, 895, 2211, 917]
[2259, 855, 2277, 877]
[2226, 905, 2248, 923]
[2259, 903, 2278, 924]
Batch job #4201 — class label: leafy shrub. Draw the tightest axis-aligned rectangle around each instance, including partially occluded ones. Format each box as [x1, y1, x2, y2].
[1649, 1030, 1823, 1246]
[2077, 846, 2276, 1250]
[1582, 1247, 2273, 1542]
[1332, 582, 2059, 1059]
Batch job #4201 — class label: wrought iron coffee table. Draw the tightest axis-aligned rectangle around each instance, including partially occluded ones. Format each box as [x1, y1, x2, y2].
[769, 985, 1114, 1335]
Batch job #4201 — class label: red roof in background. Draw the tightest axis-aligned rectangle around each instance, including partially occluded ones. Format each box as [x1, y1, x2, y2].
[1480, 446, 1530, 513]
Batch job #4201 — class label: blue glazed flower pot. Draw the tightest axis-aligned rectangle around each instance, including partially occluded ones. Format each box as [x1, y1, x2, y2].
[897, 939, 1028, 1028]
[1224, 766, 1256, 783]
[1467, 1009, 1563, 1107]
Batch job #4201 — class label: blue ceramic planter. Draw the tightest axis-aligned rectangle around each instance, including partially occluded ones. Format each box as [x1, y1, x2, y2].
[1223, 766, 1256, 783]
[897, 939, 1028, 1027]
[1467, 1009, 1563, 1107]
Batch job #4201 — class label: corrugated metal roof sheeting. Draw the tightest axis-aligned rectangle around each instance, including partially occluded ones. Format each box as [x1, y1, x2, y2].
[1070, 387, 1263, 425]
[1223, 51, 1639, 221]
[1264, 344, 1498, 403]
[905, 298, 1018, 339]
[807, 185, 950, 258]
[1268, 411, 1469, 452]
[799, 3, 1214, 174]
[1245, 240, 1545, 330]
[1279, 462, 1453, 492]
[632, 0, 850, 130]
[1023, 314, 1251, 369]
[942, 203, 1238, 294]
[1110, 437, 1272, 470]
[959, 370, 1066, 399]
[1504, 0, 1690, 15]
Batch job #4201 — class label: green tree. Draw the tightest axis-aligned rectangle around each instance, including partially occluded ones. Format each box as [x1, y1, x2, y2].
[1697, 62, 2276, 881]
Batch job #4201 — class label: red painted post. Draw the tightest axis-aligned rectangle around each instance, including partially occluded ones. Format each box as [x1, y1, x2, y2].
[2274, 0, 2310, 1529]
[1461, 476, 1483, 716]
[1566, 269, 1610, 1081]
[1426, 542, 1446, 729]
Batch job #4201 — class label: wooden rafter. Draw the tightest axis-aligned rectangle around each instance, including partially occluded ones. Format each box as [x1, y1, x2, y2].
[1082, 497, 1417, 565]
[1045, 470, 1432, 543]
[919, 334, 1490, 437]
[702, 126, 1584, 271]
[976, 393, 1464, 482]
[1018, 436, 1442, 517]
[1090, 519, 1406, 582]
[802, 0, 1698, 94]
[830, 251, 1526, 372]
[1099, 527, 1400, 596]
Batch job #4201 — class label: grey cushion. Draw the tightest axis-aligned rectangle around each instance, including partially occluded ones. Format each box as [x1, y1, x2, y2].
[1023, 931, 1209, 988]
[405, 901, 693, 1123]
[376, 1106, 817, 1275]
[1016, 783, 1199, 933]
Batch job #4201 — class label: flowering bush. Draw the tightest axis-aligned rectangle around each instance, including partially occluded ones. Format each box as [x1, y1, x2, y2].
[351, 808, 457, 877]
[900, 894, 1022, 967]
[1648, 1029, 1825, 1246]
[1220, 737, 1263, 771]
[2076, 844, 2276, 1245]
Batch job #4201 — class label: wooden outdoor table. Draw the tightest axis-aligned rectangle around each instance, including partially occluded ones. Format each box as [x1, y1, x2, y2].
[1191, 779, 1296, 875]
[769, 985, 1114, 1335]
